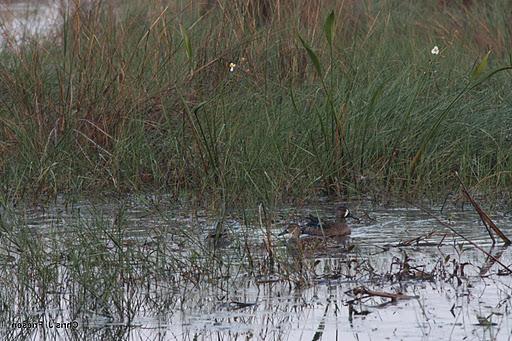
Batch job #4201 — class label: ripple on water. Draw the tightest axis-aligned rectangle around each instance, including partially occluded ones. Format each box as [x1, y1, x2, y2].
[0, 1, 61, 46]
[4, 198, 512, 340]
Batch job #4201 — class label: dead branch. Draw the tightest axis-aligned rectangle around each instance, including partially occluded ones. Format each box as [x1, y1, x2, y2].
[455, 172, 511, 245]
[352, 286, 414, 302]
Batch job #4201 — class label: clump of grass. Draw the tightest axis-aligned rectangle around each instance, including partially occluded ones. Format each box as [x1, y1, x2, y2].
[1, 0, 511, 205]
[1, 196, 511, 339]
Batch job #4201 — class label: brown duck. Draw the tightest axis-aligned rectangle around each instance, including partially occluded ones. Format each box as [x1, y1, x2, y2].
[302, 205, 358, 237]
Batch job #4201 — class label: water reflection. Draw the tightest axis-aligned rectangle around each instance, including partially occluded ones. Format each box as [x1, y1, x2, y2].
[0, 0, 60, 46]
[1, 196, 512, 340]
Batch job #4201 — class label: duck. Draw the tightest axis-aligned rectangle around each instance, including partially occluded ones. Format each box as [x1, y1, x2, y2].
[279, 224, 337, 256]
[205, 221, 231, 247]
[206, 231, 231, 247]
[302, 205, 358, 237]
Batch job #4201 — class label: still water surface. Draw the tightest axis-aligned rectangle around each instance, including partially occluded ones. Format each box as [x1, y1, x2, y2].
[2, 196, 511, 340]
[1, 1, 512, 339]
[0, 1, 60, 46]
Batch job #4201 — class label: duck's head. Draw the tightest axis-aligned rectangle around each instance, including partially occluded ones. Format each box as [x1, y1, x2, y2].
[335, 205, 359, 222]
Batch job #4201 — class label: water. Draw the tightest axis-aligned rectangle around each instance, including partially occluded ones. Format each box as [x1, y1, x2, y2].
[1, 196, 511, 340]
[0, 1, 60, 47]
[1, 2, 512, 339]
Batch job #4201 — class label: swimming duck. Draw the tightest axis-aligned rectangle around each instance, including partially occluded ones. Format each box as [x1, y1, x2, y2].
[205, 221, 231, 247]
[302, 205, 358, 237]
[279, 224, 336, 256]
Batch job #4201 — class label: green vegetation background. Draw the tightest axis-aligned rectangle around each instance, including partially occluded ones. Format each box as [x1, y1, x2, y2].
[1, 0, 511, 205]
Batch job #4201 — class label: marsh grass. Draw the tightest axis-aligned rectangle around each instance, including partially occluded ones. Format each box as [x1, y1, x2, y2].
[1, 0, 512, 205]
[0, 201, 311, 335]
[2, 199, 506, 339]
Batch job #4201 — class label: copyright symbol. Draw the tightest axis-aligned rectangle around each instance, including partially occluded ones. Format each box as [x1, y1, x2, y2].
[71, 321, 79, 329]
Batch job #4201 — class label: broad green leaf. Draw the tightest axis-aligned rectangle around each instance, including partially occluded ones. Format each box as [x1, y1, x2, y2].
[324, 10, 335, 47]
[180, 24, 192, 62]
[299, 35, 322, 76]
[471, 50, 491, 79]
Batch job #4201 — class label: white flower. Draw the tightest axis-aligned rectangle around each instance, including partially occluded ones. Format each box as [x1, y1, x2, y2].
[431, 46, 439, 55]
[229, 62, 236, 72]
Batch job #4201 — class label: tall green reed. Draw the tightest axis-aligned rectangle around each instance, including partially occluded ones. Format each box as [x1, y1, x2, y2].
[1, 0, 511, 204]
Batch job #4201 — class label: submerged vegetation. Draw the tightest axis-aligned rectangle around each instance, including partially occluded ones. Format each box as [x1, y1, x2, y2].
[0, 198, 511, 339]
[1, 2, 512, 339]
[1, 0, 512, 205]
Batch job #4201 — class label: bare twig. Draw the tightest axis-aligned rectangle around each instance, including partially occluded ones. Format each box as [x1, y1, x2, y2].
[479, 245, 509, 276]
[410, 203, 512, 274]
[455, 172, 511, 245]
[352, 286, 415, 302]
